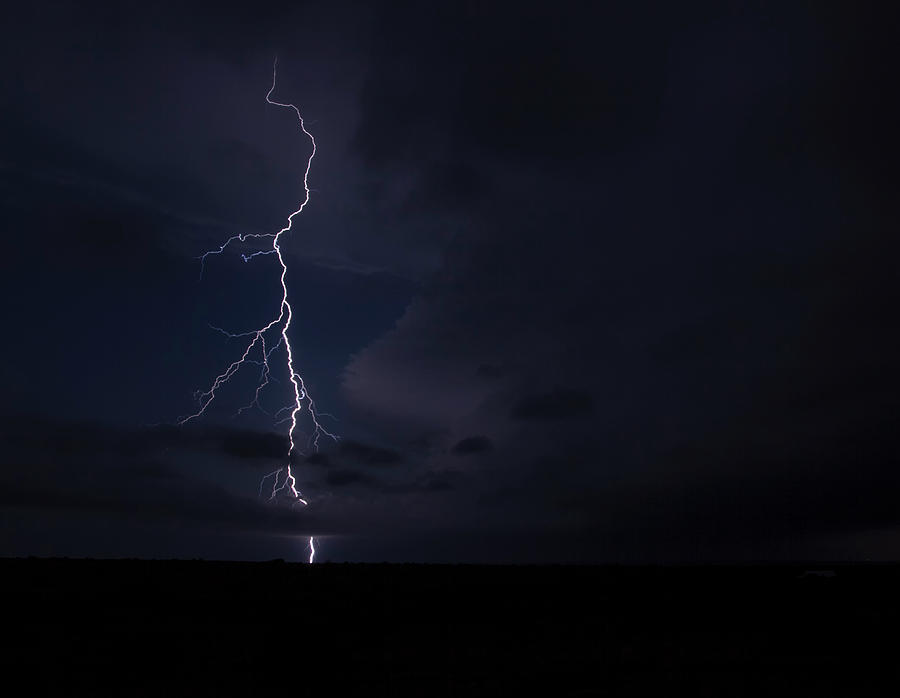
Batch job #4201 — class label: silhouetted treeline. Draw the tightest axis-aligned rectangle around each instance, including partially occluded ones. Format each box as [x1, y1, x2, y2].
[3, 559, 899, 696]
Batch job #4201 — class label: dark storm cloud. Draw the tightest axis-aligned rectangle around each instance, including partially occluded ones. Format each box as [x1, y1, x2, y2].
[218, 429, 287, 460]
[422, 476, 453, 493]
[301, 438, 407, 469]
[475, 364, 503, 380]
[304, 452, 331, 466]
[379, 470, 458, 496]
[338, 439, 403, 466]
[354, 3, 672, 171]
[510, 390, 594, 421]
[0, 466, 323, 536]
[0, 415, 287, 464]
[0, 415, 334, 536]
[538, 406, 900, 560]
[450, 436, 493, 456]
[338, 3, 900, 561]
[2, 150, 180, 272]
[325, 469, 373, 488]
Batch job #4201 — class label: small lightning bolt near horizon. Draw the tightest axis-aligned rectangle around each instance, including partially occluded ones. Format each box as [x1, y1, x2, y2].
[177, 58, 337, 563]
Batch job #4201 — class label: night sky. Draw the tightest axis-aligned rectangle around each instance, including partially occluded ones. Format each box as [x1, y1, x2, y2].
[2, 2, 898, 563]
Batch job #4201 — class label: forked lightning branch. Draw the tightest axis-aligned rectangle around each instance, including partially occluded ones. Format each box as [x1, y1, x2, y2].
[177, 59, 337, 563]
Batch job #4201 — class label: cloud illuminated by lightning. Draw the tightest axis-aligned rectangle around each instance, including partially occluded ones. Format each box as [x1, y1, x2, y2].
[178, 58, 337, 562]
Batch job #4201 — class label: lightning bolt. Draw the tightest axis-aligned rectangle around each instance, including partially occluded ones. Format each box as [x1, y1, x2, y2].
[178, 58, 337, 562]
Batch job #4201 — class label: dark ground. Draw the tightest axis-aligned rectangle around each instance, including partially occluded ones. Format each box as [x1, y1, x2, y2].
[4, 558, 900, 696]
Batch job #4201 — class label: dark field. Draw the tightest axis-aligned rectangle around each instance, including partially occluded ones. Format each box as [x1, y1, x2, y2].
[4, 559, 900, 696]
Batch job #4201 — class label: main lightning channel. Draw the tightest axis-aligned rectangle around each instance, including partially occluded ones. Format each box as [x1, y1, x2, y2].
[178, 58, 336, 562]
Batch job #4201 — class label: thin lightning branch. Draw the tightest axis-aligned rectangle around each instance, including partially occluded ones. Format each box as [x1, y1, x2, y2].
[197, 232, 277, 280]
[178, 58, 337, 562]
